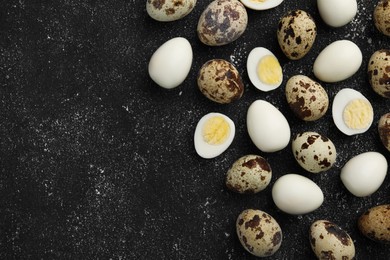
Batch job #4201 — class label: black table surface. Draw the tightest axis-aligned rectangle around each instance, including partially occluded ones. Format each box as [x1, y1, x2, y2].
[1, 0, 390, 259]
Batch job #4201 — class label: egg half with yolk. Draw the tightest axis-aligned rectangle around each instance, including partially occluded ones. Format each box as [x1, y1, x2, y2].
[194, 113, 235, 159]
[240, 0, 284, 10]
[247, 47, 283, 92]
[332, 88, 374, 136]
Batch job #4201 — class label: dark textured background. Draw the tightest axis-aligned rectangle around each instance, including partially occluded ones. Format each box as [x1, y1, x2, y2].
[1, 0, 389, 259]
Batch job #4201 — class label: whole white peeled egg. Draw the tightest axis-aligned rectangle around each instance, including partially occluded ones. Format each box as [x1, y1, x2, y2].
[272, 174, 324, 215]
[247, 100, 291, 153]
[240, 0, 284, 11]
[332, 88, 374, 136]
[317, 0, 358, 27]
[194, 112, 235, 159]
[340, 152, 388, 197]
[247, 47, 283, 92]
[313, 40, 362, 83]
[148, 37, 193, 89]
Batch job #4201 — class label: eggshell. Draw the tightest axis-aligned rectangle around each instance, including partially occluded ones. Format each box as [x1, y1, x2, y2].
[310, 220, 355, 259]
[146, 0, 197, 22]
[246, 100, 291, 153]
[292, 132, 337, 173]
[374, 0, 390, 36]
[313, 40, 362, 83]
[340, 152, 388, 197]
[226, 155, 272, 194]
[197, 0, 248, 46]
[368, 49, 390, 98]
[236, 209, 282, 257]
[317, 0, 357, 27]
[197, 59, 244, 104]
[277, 10, 317, 60]
[272, 174, 324, 215]
[358, 204, 390, 244]
[285, 75, 329, 121]
[378, 113, 390, 151]
[148, 37, 193, 89]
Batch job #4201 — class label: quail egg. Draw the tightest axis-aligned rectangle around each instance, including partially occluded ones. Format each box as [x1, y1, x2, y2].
[226, 155, 272, 194]
[292, 131, 337, 173]
[332, 88, 374, 136]
[240, 0, 284, 10]
[358, 204, 390, 244]
[194, 112, 235, 159]
[236, 209, 282, 257]
[247, 47, 283, 92]
[310, 220, 355, 260]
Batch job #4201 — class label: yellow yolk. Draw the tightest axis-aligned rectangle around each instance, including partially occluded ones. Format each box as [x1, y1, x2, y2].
[202, 116, 230, 145]
[343, 99, 373, 129]
[251, 0, 266, 2]
[257, 55, 282, 86]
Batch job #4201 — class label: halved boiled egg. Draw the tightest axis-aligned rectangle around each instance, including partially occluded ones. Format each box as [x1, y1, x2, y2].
[194, 112, 235, 159]
[240, 0, 284, 10]
[332, 88, 374, 136]
[247, 47, 283, 92]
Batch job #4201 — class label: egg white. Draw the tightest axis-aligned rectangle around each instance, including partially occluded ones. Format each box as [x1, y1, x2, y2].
[240, 0, 284, 10]
[332, 88, 374, 136]
[247, 47, 283, 92]
[194, 112, 235, 159]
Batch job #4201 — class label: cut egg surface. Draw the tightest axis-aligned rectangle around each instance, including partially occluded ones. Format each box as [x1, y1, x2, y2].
[332, 88, 374, 136]
[247, 47, 283, 92]
[240, 0, 284, 10]
[194, 113, 235, 159]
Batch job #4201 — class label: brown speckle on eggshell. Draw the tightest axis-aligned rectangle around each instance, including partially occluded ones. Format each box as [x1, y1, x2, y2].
[277, 10, 317, 60]
[197, 59, 244, 104]
[236, 209, 282, 257]
[226, 155, 272, 194]
[285, 75, 329, 121]
[197, 0, 248, 46]
[358, 204, 390, 244]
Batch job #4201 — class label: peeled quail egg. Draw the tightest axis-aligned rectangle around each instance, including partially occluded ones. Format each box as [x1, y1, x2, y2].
[240, 0, 284, 10]
[194, 112, 235, 159]
[247, 47, 283, 92]
[332, 88, 374, 136]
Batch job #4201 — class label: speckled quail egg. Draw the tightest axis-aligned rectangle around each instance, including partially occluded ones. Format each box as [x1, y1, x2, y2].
[285, 75, 329, 121]
[292, 131, 336, 173]
[247, 47, 283, 92]
[358, 204, 390, 244]
[310, 220, 355, 260]
[240, 0, 284, 10]
[226, 155, 272, 194]
[197, 0, 248, 46]
[146, 0, 197, 22]
[277, 10, 317, 60]
[368, 49, 390, 98]
[197, 59, 244, 104]
[194, 112, 235, 159]
[236, 209, 282, 257]
[374, 0, 390, 36]
[332, 88, 374, 136]
[379, 113, 390, 151]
